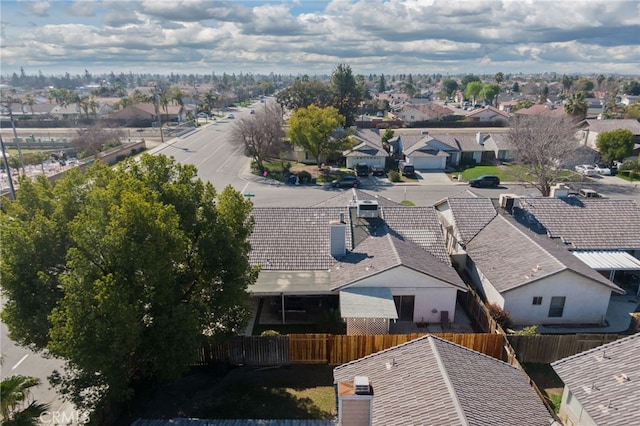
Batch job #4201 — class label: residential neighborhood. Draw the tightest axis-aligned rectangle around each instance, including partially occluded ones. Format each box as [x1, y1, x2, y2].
[1, 1, 640, 424]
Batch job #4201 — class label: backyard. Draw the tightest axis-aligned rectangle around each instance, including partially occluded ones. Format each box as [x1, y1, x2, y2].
[126, 364, 336, 422]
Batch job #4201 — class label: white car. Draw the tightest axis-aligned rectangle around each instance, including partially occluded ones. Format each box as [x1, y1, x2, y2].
[593, 164, 612, 175]
[226, 113, 235, 119]
[575, 164, 597, 176]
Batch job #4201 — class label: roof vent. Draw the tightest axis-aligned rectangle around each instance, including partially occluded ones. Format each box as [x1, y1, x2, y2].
[615, 373, 630, 383]
[354, 376, 371, 395]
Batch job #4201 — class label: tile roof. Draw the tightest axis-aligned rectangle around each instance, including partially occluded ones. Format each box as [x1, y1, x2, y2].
[552, 333, 640, 426]
[514, 104, 566, 117]
[466, 215, 622, 293]
[465, 105, 510, 119]
[380, 207, 451, 264]
[514, 197, 640, 250]
[249, 207, 351, 270]
[133, 420, 335, 426]
[334, 335, 553, 426]
[330, 232, 465, 291]
[584, 118, 640, 135]
[437, 195, 497, 245]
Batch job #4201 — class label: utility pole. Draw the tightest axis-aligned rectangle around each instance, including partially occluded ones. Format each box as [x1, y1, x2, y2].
[0, 134, 16, 200]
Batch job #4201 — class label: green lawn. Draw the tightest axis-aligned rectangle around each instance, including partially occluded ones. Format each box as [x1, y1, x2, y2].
[452, 164, 594, 184]
[522, 363, 564, 414]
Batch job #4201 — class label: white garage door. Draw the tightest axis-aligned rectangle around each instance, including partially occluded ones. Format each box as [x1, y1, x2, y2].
[409, 156, 446, 170]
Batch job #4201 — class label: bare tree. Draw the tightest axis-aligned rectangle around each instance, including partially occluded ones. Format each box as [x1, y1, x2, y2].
[508, 115, 582, 197]
[72, 124, 125, 157]
[229, 102, 285, 170]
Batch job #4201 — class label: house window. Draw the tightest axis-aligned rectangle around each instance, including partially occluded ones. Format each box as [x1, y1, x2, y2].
[532, 296, 543, 305]
[548, 296, 566, 318]
[393, 295, 415, 321]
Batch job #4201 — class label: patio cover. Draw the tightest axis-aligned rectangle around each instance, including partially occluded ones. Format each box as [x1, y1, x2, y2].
[340, 287, 398, 319]
[572, 251, 640, 271]
[247, 270, 333, 296]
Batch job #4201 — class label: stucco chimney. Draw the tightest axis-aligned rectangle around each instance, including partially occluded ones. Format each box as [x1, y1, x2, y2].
[337, 376, 373, 426]
[476, 132, 484, 145]
[330, 217, 347, 258]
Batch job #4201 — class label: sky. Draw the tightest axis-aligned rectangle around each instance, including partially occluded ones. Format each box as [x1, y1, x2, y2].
[1, 0, 639, 78]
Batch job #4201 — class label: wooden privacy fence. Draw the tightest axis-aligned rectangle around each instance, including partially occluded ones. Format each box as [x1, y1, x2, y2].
[197, 333, 504, 366]
[507, 333, 625, 364]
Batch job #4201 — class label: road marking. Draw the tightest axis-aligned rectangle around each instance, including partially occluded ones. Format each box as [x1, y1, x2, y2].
[241, 182, 250, 194]
[12, 354, 29, 370]
[216, 155, 235, 172]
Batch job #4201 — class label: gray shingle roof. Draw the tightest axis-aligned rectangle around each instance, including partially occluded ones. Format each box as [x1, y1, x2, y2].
[466, 215, 622, 293]
[515, 197, 640, 250]
[439, 195, 497, 245]
[334, 335, 553, 426]
[552, 333, 640, 426]
[133, 420, 335, 426]
[584, 118, 640, 135]
[330, 233, 465, 291]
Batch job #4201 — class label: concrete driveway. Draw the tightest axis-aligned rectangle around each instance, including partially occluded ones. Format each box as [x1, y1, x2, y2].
[414, 170, 456, 185]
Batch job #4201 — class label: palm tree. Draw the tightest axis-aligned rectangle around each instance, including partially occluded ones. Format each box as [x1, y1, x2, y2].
[564, 92, 588, 119]
[0, 375, 49, 425]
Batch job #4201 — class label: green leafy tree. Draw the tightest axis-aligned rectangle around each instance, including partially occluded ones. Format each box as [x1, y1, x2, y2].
[275, 79, 332, 110]
[464, 81, 483, 105]
[287, 104, 346, 167]
[461, 74, 480, 89]
[1, 375, 49, 425]
[1, 155, 258, 413]
[480, 84, 500, 107]
[624, 104, 640, 119]
[330, 63, 362, 127]
[564, 92, 588, 119]
[377, 74, 386, 93]
[442, 79, 458, 97]
[512, 81, 520, 92]
[596, 129, 635, 163]
[508, 115, 581, 196]
[623, 81, 640, 96]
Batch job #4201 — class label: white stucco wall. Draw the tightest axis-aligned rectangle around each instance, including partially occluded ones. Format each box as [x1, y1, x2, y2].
[347, 266, 460, 323]
[501, 270, 612, 325]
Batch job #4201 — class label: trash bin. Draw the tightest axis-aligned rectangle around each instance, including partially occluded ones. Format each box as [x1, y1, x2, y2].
[458, 174, 463, 181]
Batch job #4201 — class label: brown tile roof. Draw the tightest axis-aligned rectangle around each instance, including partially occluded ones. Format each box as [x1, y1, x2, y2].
[380, 207, 450, 264]
[552, 333, 640, 426]
[515, 197, 640, 250]
[466, 215, 622, 293]
[334, 335, 553, 426]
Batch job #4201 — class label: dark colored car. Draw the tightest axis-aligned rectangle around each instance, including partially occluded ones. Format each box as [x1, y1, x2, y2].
[399, 162, 415, 177]
[370, 165, 386, 176]
[469, 175, 500, 188]
[355, 163, 370, 177]
[332, 176, 361, 188]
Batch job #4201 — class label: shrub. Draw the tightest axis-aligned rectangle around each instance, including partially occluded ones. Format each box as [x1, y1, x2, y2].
[388, 170, 401, 182]
[487, 303, 512, 329]
[512, 325, 539, 336]
[297, 170, 312, 183]
[260, 330, 280, 337]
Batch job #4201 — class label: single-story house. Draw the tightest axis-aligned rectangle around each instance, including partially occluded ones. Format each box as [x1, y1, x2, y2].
[552, 333, 640, 426]
[465, 105, 510, 123]
[390, 103, 455, 125]
[334, 335, 554, 425]
[109, 103, 185, 123]
[463, 214, 624, 326]
[514, 104, 566, 117]
[400, 133, 451, 169]
[511, 196, 640, 293]
[247, 190, 466, 334]
[578, 118, 640, 154]
[342, 129, 388, 169]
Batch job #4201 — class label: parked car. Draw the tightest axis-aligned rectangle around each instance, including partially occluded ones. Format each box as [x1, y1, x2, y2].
[197, 112, 208, 118]
[578, 188, 604, 198]
[355, 163, 370, 177]
[331, 176, 361, 188]
[249, 109, 255, 114]
[593, 164, 612, 175]
[575, 164, 596, 176]
[370, 165, 386, 176]
[399, 161, 415, 177]
[226, 113, 235, 119]
[469, 175, 500, 188]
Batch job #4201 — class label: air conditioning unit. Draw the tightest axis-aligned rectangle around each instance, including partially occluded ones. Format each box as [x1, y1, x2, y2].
[499, 194, 519, 211]
[356, 200, 379, 218]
